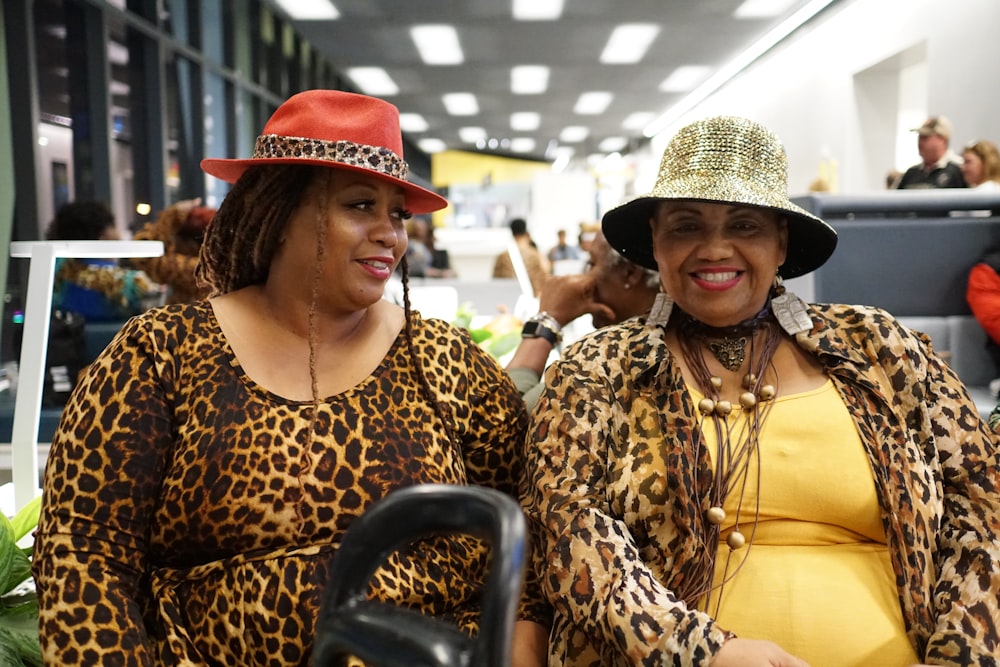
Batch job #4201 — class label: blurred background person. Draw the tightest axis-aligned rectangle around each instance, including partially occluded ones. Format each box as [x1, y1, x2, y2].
[960, 139, 1000, 190]
[506, 230, 660, 409]
[131, 199, 215, 305]
[46, 200, 160, 322]
[895, 115, 967, 189]
[492, 217, 550, 295]
[400, 216, 456, 278]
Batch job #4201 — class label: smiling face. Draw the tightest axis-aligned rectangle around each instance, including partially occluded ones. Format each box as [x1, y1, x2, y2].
[650, 201, 787, 327]
[271, 169, 410, 314]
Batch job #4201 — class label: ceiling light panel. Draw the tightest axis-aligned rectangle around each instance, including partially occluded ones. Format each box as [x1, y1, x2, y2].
[559, 126, 589, 143]
[512, 0, 564, 20]
[347, 67, 399, 96]
[418, 138, 447, 153]
[411, 25, 464, 65]
[459, 127, 488, 143]
[273, 0, 339, 20]
[622, 112, 656, 130]
[511, 65, 549, 94]
[399, 113, 429, 133]
[598, 136, 628, 152]
[659, 65, 713, 92]
[734, 0, 799, 18]
[574, 92, 613, 115]
[442, 93, 479, 116]
[600, 24, 660, 64]
[510, 112, 541, 131]
[509, 138, 537, 153]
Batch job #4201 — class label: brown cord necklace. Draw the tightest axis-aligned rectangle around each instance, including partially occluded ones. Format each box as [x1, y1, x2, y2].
[671, 305, 782, 612]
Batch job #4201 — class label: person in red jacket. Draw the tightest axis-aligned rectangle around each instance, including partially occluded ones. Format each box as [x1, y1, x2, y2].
[966, 246, 1000, 386]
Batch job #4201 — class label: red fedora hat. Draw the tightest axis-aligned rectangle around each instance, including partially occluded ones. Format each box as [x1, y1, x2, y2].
[201, 90, 448, 214]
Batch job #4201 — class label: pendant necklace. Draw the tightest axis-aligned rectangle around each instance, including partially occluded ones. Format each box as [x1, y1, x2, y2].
[670, 305, 782, 611]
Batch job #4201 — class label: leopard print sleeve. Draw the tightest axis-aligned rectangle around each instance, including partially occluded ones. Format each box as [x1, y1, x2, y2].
[32, 310, 176, 666]
[522, 324, 731, 666]
[915, 328, 1000, 662]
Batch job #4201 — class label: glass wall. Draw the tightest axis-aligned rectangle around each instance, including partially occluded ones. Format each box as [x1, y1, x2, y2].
[0, 0, 393, 366]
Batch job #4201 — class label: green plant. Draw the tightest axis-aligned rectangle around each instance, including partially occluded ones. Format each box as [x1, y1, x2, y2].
[0, 496, 42, 667]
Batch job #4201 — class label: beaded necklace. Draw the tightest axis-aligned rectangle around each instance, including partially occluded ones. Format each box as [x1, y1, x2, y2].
[671, 305, 782, 611]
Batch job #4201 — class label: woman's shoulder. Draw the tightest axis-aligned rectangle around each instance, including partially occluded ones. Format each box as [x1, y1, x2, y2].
[119, 300, 217, 343]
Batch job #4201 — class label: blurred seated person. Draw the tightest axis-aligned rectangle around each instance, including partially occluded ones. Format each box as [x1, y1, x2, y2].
[493, 217, 550, 295]
[895, 116, 967, 189]
[506, 231, 659, 409]
[46, 200, 160, 322]
[547, 228, 583, 264]
[960, 139, 1000, 191]
[132, 199, 215, 304]
[400, 216, 455, 278]
[966, 244, 1000, 387]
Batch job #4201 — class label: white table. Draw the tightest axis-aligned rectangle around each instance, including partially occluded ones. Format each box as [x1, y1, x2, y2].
[8, 240, 164, 511]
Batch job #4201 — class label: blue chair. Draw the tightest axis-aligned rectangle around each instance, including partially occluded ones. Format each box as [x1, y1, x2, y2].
[312, 484, 527, 667]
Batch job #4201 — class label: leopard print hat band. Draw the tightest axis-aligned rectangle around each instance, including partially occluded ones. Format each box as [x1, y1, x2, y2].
[201, 90, 449, 214]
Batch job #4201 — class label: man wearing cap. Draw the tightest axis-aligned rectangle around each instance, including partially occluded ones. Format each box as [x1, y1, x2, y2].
[895, 115, 968, 189]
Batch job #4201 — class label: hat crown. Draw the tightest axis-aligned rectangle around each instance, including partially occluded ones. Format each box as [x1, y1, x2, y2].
[654, 116, 789, 199]
[261, 90, 404, 157]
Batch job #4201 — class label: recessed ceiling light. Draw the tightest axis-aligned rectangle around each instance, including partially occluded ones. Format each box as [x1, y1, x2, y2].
[442, 93, 479, 116]
[459, 127, 488, 143]
[399, 113, 428, 133]
[659, 65, 713, 93]
[598, 137, 628, 153]
[513, 0, 564, 20]
[559, 126, 589, 143]
[510, 138, 537, 153]
[347, 67, 399, 96]
[600, 24, 660, 64]
[734, 0, 799, 18]
[622, 112, 656, 130]
[272, 0, 339, 20]
[511, 65, 550, 94]
[411, 25, 464, 65]
[574, 92, 613, 115]
[510, 112, 541, 131]
[418, 138, 447, 153]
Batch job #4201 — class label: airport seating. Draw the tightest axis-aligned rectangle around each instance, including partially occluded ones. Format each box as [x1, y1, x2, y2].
[793, 190, 1000, 417]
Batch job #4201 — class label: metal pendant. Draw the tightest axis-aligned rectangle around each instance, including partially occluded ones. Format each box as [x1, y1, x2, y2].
[707, 337, 747, 371]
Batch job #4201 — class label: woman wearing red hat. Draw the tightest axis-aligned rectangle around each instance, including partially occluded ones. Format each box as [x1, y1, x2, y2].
[521, 117, 999, 666]
[32, 90, 549, 665]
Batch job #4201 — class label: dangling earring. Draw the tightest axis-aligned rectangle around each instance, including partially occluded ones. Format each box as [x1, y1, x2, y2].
[770, 272, 813, 335]
[648, 291, 673, 326]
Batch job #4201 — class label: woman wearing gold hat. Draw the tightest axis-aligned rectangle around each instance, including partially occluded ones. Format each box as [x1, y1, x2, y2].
[521, 116, 999, 666]
[32, 90, 549, 665]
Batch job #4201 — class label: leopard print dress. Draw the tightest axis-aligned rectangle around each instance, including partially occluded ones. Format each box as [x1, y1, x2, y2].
[32, 301, 545, 665]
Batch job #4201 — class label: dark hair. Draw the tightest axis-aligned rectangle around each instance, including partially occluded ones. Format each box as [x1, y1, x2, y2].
[509, 218, 528, 236]
[46, 200, 115, 240]
[197, 164, 317, 296]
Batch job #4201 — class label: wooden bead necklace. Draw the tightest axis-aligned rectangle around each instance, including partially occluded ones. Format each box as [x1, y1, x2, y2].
[671, 307, 782, 611]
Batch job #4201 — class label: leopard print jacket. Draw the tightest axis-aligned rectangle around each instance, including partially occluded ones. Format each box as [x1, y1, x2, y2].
[522, 302, 1000, 666]
[32, 301, 546, 665]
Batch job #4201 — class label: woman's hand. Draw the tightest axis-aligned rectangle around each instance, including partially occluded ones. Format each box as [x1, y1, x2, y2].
[511, 620, 548, 667]
[711, 638, 811, 666]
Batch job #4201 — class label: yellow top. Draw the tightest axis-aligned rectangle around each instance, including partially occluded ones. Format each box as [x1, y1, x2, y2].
[692, 379, 919, 667]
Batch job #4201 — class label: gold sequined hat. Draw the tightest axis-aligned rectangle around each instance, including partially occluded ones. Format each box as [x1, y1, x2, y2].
[201, 90, 448, 214]
[602, 116, 837, 279]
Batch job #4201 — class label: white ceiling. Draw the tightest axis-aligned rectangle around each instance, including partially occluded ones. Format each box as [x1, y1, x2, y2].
[283, 0, 844, 163]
